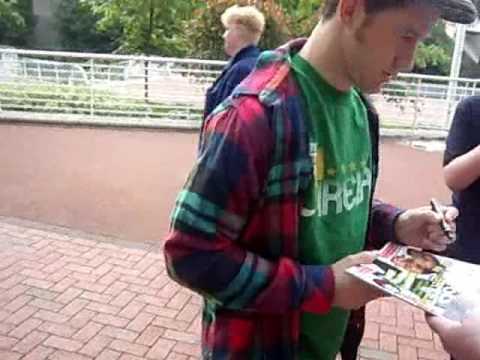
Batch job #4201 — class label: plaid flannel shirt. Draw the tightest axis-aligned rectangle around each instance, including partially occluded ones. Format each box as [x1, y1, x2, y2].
[164, 38, 402, 359]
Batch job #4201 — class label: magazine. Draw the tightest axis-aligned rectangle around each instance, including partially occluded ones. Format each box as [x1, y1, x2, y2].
[347, 242, 480, 321]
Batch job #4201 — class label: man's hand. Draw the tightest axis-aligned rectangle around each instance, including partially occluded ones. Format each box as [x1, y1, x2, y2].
[331, 251, 383, 310]
[394, 205, 458, 252]
[427, 311, 480, 360]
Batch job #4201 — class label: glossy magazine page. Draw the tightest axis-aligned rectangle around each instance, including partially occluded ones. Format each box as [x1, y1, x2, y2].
[347, 242, 480, 321]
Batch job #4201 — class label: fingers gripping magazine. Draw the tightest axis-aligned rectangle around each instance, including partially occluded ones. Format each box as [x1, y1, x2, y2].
[347, 242, 480, 321]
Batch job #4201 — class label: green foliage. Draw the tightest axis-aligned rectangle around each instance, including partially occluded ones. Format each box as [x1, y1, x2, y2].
[275, 0, 324, 37]
[185, 2, 226, 60]
[83, 0, 201, 56]
[7, 0, 452, 78]
[414, 22, 454, 75]
[415, 43, 452, 75]
[0, 0, 34, 46]
[56, 0, 118, 52]
[51, 0, 326, 58]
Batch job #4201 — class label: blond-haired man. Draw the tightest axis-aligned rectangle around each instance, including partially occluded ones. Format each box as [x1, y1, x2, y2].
[202, 5, 265, 121]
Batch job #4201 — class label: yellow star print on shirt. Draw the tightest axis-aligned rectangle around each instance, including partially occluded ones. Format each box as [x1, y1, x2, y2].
[315, 147, 325, 182]
[327, 168, 336, 177]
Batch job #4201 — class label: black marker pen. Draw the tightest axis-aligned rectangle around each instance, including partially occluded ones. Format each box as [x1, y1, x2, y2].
[430, 198, 455, 243]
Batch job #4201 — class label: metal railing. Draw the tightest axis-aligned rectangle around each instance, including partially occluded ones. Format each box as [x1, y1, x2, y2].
[1, 48, 480, 137]
[371, 73, 480, 138]
[0, 48, 225, 128]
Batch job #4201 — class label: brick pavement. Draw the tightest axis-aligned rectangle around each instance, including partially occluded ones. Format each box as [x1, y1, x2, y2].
[0, 216, 451, 360]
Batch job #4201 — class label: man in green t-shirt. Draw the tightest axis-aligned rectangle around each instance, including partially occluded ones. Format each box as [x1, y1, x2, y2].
[164, 1, 475, 359]
[290, 51, 376, 359]
[289, 1, 474, 359]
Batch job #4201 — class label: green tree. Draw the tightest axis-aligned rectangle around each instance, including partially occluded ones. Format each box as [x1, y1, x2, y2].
[82, 0, 202, 101]
[276, 0, 324, 37]
[84, 0, 201, 56]
[414, 21, 454, 75]
[184, 2, 227, 60]
[0, 0, 34, 46]
[56, 0, 118, 52]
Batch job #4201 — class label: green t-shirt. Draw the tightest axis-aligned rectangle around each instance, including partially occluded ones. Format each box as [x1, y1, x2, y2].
[291, 54, 373, 360]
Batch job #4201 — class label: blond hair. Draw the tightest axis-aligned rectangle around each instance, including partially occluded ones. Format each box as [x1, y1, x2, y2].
[221, 5, 266, 35]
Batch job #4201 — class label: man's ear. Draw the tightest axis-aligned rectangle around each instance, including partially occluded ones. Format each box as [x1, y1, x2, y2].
[338, 0, 365, 26]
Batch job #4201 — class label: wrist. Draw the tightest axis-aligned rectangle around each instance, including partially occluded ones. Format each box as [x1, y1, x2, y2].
[326, 265, 336, 307]
[394, 210, 409, 245]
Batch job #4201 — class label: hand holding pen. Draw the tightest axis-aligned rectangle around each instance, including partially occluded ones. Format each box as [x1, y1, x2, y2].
[394, 200, 458, 252]
[430, 198, 456, 244]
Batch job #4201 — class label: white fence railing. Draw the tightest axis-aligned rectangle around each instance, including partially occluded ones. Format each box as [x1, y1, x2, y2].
[1, 48, 480, 137]
[0, 48, 225, 128]
[371, 73, 480, 137]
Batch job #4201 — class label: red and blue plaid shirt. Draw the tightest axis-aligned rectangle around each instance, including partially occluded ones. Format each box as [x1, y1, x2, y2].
[164, 39, 401, 359]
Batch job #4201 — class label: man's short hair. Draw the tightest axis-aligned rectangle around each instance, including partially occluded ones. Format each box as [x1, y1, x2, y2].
[321, 0, 422, 20]
[221, 5, 266, 35]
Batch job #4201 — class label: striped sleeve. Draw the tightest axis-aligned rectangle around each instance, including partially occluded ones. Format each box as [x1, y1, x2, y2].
[163, 96, 334, 314]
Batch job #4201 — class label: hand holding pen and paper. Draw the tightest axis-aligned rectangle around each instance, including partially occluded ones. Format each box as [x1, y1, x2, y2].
[394, 200, 458, 252]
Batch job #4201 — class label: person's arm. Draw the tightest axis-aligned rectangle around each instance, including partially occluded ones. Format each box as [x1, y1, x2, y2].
[427, 312, 480, 360]
[444, 98, 480, 192]
[165, 97, 378, 315]
[367, 200, 457, 252]
[364, 95, 457, 253]
[366, 200, 403, 250]
[444, 145, 480, 192]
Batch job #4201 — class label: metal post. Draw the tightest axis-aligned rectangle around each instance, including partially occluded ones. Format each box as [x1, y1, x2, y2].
[450, 24, 466, 79]
[90, 59, 95, 118]
[446, 24, 467, 128]
[411, 77, 421, 135]
[144, 59, 149, 103]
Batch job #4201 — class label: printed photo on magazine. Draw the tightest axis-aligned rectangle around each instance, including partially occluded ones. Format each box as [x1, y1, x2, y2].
[347, 242, 480, 321]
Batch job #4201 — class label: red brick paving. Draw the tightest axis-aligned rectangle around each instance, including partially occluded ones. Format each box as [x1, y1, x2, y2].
[0, 217, 201, 360]
[0, 216, 450, 360]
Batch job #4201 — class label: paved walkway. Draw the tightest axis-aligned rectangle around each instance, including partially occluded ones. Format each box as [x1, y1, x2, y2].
[0, 217, 200, 360]
[0, 216, 452, 360]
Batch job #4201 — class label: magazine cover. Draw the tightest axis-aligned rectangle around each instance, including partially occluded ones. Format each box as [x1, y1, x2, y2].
[347, 242, 480, 321]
